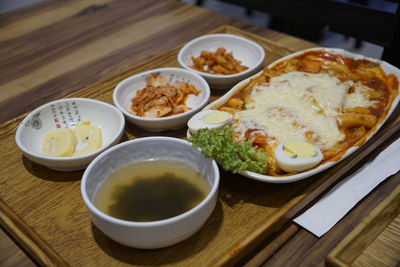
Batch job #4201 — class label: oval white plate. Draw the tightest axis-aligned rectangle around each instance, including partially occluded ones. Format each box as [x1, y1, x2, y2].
[201, 47, 400, 183]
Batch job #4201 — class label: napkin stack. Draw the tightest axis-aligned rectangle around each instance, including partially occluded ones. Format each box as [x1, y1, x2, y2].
[294, 137, 400, 237]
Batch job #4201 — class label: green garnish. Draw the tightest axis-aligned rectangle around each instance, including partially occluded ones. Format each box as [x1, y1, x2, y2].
[189, 127, 269, 174]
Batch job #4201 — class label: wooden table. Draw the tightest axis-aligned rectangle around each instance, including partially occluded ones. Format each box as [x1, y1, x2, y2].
[1, 1, 399, 266]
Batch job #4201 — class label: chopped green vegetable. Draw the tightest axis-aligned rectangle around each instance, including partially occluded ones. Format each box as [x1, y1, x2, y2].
[189, 127, 269, 174]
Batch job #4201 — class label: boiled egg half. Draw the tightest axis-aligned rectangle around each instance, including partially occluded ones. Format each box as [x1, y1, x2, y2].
[274, 140, 323, 173]
[187, 110, 232, 134]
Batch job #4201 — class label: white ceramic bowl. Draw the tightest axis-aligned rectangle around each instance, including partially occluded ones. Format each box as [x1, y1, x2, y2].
[178, 33, 265, 89]
[81, 137, 219, 249]
[113, 68, 210, 132]
[15, 98, 125, 171]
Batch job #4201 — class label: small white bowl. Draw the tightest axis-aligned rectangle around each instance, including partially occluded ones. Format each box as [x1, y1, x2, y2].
[113, 68, 210, 132]
[178, 33, 265, 89]
[81, 137, 219, 249]
[15, 98, 125, 171]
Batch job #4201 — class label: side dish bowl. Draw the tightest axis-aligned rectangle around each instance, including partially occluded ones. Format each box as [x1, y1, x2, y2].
[200, 47, 400, 183]
[113, 67, 210, 132]
[177, 33, 265, 89]
[81, 137, 219, 249]
[15, 98, 125, 171]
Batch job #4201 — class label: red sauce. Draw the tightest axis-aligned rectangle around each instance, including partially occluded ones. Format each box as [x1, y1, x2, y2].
[218, 50, 399, 175]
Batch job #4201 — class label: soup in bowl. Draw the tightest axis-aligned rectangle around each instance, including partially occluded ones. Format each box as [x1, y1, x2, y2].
[81, 137, 219, 249]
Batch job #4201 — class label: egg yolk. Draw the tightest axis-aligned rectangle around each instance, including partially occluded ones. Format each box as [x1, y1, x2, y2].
[202, 112, 230, 124]
[283, 141, 317, 158]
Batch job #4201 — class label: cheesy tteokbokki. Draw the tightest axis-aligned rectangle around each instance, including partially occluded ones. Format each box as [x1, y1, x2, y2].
[214, 50, 399, 176]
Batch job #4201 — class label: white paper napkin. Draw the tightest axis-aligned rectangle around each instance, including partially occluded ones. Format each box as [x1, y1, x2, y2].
[294, 137, 400, 237]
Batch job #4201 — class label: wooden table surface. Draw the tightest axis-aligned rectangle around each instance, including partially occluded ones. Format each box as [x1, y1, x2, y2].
[1, 0, 399, 266]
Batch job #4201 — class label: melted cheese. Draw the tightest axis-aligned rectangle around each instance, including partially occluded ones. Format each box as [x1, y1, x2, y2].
[343, 81, 378, 109]
[271, 72, 346, 116]
[232, 71, 374, 150]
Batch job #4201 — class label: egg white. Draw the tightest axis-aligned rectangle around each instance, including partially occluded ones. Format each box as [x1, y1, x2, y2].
[274, 140, 323, 173]
[187, 110, 232, 134]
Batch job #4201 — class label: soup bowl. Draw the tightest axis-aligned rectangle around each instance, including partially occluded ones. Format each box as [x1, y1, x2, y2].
[81, 137, 219, 249]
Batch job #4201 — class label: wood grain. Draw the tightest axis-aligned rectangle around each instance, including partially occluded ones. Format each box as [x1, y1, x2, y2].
[0, 0, 112, 41]
[354, 216, 400, 266]
[235, 106, 400, 266]
[2, 23, 399, 266]
[4, 0, 398, 266]
[258, 128, 400, 267]
[0, 0, 313, 124]
[327, 184, 400, 267]
[0, 229, 35, 267]
[0, 201, 68, 267]
[258, 174, 400, 267]
[0, 25, 318, 267]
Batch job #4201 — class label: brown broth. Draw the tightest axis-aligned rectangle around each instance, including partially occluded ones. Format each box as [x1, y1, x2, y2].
[93, 159, 210, 222]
